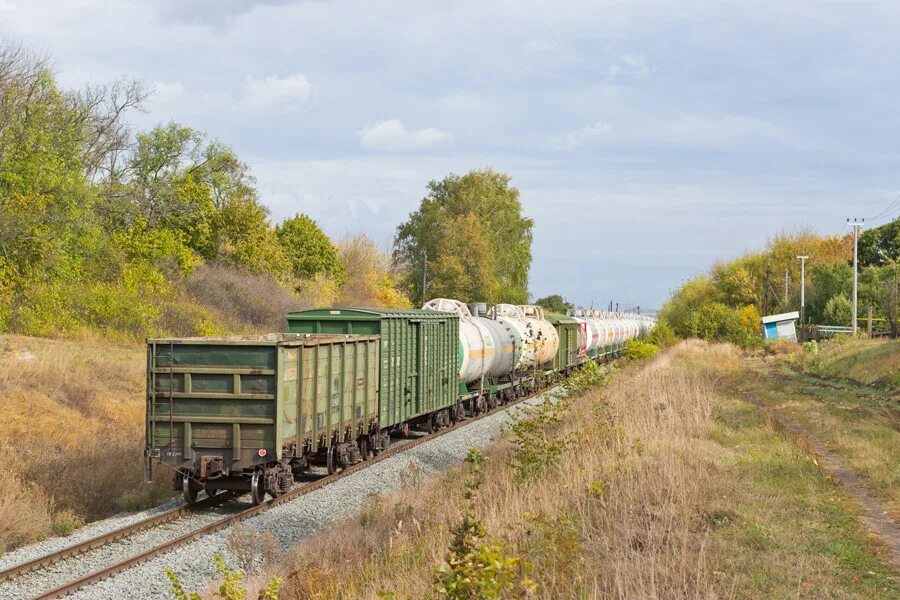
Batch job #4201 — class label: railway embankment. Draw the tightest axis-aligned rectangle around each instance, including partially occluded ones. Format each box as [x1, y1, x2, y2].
[0, 335, 172, 555]
[221, 341, 897, 599]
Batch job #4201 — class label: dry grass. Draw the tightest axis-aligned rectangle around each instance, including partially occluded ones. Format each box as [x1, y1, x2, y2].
[265, 342, 896, 599]
[0, 334, 172, 554]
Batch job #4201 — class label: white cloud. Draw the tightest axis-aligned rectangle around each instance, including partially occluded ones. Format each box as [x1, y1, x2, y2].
[650, 114, 785, 148]
[548, 120, 612, 150]
[548, 113, 785, 151]
[243, 74, 311, 111]
[606, 53, 649, 82]
[358, 119, 452, 151]
[152, 81, 184, 104]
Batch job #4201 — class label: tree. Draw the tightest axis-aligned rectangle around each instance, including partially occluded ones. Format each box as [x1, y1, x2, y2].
[712, 259, 761, 307]
[659, 276, 716, 337]
[275, 214, 343, 281]
[858, 217, 900, 267]
[394, 168, 533, 304]
[534, 294, 573, 314]
[859, 261, 900, 336]
[428, 213, 497, 303]
[336, 235, 411, 308]
[214, 196, 290, 278]
[806, 262, 852, 324]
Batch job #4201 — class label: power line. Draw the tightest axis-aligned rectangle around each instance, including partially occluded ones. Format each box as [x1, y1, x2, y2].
[864, 192, 900, 223]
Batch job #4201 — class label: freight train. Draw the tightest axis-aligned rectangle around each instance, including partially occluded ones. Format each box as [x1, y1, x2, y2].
[145, 300, 655, 505]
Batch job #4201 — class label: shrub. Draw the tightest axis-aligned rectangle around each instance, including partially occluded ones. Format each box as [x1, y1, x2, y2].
[823, 294, 852, 326]
[564, 359, 606, 394]
[50, 510, 85, 536]
[625, 339, 660, 360]
[184, 263, 308, 332]
[508, 397, 572, 484]
[433, 449, 534, 599]
[165, 553, 282, 600]
[685, 301, 762, 349]
[688, 302, 732, 341]
[647, 319, 678, 348]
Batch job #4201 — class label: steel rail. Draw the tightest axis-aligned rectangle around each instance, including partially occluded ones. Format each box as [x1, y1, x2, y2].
[0, 490, 232, 583]
[31, 383, 563, 600]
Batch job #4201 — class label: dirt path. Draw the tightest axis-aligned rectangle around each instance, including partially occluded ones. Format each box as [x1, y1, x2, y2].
[740, 388, 900, 570]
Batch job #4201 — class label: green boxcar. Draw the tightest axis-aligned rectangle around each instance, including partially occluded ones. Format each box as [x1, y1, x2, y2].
[146, 333, 379, 493]
[286, 308, 458, 428]
[545, 313, 580, 371]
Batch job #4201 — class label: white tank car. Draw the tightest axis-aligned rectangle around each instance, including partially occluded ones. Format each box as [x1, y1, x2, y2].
[585, 310, 612, 350]
[567, 308, 601, 354]
[518, 305, 559, 365]
[467, 302, 523, 378]
[489, 304, 538, 369]
[422, 298, 496, 384]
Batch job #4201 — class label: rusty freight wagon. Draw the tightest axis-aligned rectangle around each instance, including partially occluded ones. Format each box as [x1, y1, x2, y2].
[146, 333, 379, 504]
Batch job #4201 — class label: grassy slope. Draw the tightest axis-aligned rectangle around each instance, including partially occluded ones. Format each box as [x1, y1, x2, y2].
[804, 338, 900, 388]
[236, 343, 898, 600]
[0, 335, 171, 554]
[744, 342, 899, 519]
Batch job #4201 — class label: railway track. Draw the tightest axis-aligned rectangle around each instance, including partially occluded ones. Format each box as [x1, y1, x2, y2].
[5, 382, 563, 600]
[0, 492, 232, 584]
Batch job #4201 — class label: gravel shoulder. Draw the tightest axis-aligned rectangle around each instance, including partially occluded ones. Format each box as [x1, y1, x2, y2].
[14, 389, 560, 600]
[0, 498, 182, 573]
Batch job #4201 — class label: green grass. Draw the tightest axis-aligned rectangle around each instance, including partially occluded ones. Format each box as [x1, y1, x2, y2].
[706, 396, 897, 598]
[744, 360, 900, 519]
[805, 338, 900, 388]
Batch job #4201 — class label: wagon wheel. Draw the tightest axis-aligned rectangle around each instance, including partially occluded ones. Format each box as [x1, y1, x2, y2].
[326, 445, 339, 475]
[250, 469, 266, 505]
[359, 437, 371, 461]
[182, 472, 199, 506]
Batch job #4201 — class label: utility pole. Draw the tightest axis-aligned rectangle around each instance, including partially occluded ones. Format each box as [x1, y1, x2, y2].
[421, 253, 427, 306]
[615, 302, 619, 313]
[784, 269, 789, 304]
[763, 266, 771, 315]
[848, 219, 864, 334]
[797, 255, 808, 327]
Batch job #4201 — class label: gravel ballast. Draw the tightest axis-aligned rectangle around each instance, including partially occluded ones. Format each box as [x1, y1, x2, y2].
[7, 388, 561, 600]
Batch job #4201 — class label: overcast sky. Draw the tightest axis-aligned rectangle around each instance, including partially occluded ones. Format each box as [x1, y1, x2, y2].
[3, 1, 900, 310]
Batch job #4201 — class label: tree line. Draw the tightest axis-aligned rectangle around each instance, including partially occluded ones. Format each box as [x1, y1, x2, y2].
[0, 41, 536, 340]
[660, 226, 900, 343]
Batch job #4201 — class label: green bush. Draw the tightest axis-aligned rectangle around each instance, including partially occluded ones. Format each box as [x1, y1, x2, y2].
[823, 294, 852, 326]
[433, 449, 535, 599]
[647, 319, 678, 348]
[508, 397, 572, 484]
[165, 553, 282, 600]
[625, 339, 660, 360]
[683, 301, 762, 349]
